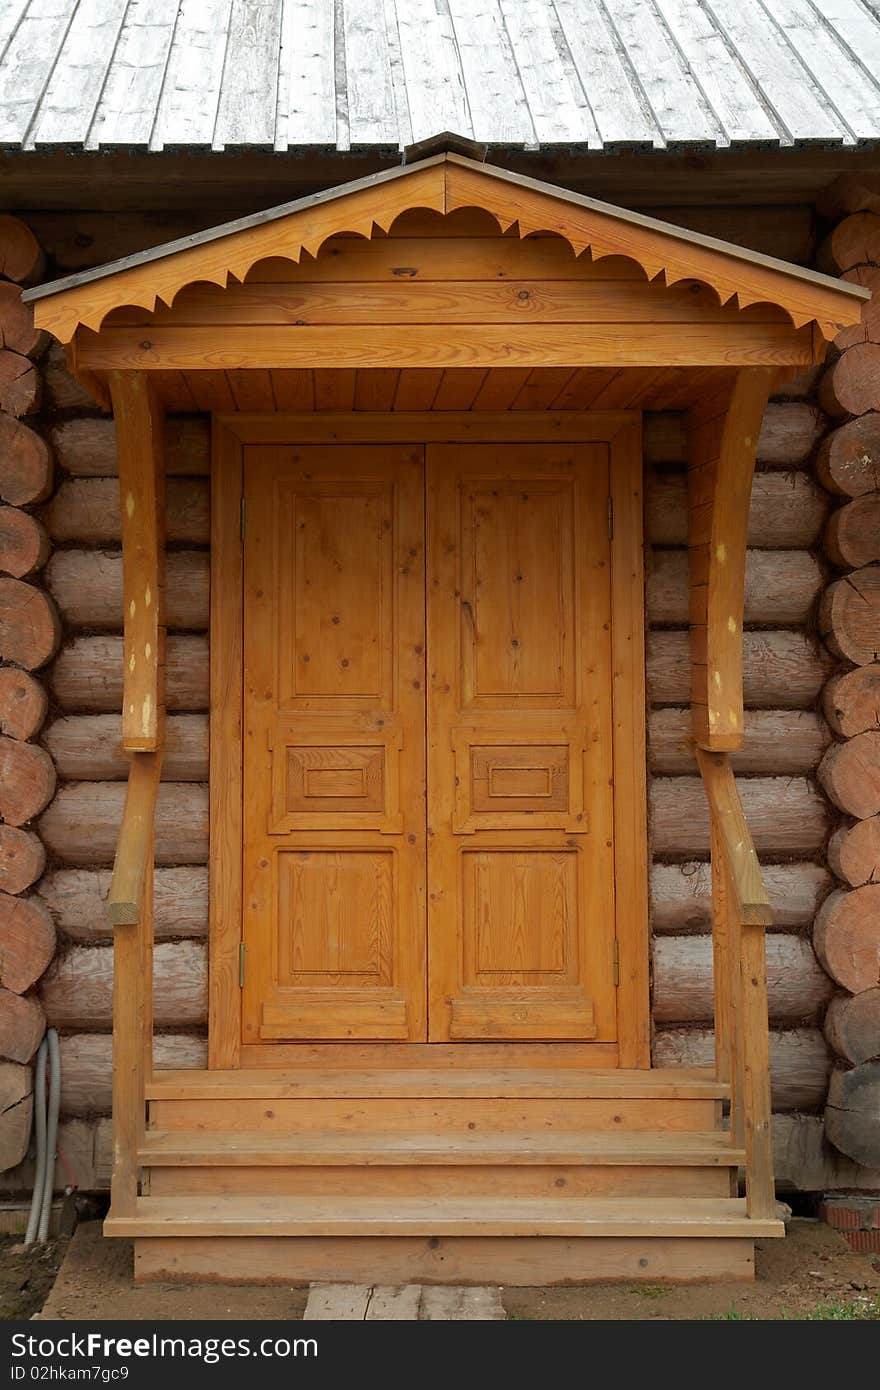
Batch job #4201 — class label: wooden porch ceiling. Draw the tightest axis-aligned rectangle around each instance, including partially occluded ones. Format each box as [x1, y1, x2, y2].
[146, 364, 742, 415]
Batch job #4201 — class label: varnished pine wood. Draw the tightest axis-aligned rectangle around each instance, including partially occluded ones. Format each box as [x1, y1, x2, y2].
[75, 321, 816, 373]
[426, 443, 617, 1043]
[687, 368, 777, 750]
[146, 1065, 727, 1100]
[133, 1233, 758, 1285]
[107, 372, 165, 751]
[108, 751, 161, 1218]
[240, 446, 426, 1043]
[106, 1193, 784, 1239]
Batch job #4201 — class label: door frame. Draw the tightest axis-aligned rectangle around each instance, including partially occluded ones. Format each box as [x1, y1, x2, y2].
[208, 411, 649, 1070]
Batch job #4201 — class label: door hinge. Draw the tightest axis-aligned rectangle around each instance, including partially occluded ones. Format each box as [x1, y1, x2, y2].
[612, 939, 620, 988]
[606, 495, 614, 540]
[239, 942, 246, 988]
[240, 497, 246, 541]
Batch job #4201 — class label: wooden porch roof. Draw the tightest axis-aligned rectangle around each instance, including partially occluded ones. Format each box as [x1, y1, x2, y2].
[25, 153, 867, 351]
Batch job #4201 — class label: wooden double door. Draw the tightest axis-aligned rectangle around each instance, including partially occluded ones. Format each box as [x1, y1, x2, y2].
[240, 441, 619, 1045]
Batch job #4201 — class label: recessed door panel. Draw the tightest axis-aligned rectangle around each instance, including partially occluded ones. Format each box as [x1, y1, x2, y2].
[426, 444, 617, 1042]
[241, 445, 426, 1042]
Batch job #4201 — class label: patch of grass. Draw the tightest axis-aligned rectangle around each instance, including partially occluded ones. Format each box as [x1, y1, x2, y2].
[628, 1286, 666, 1299]
[800, 1293, 880, 1321]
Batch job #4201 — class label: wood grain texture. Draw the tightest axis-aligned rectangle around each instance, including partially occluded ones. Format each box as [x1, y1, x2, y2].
[814, 886, 880, 994]
[0, 577, 61, 669]
[654, 933, 831, 1024]
[654, 1027, 830, 1111]
[828, 816, 880, 888]
[0, 987, 44, 1063]
[818, 733, 880, 818]
[44, 714, 207, 781]
[651, 775, 829, 858]
[651, 861, 831, 934]
[823, 665, 880, 738]
[824, 990, 880, 1066]
[648, 707, 830, 775]
[0, 416, 53, 508]
[40, 940, 206, 1032]
[0, 506, 50, 578]
[0, 893, 55, 994]
[0, 667, 47, 740]
[0, 826, 45, 895]
[37, 866, 207, 944]
[816, 415, 880, 498]
[0, 736, 55, 825]
[819, 567, 880, 666]
[38, 783, 208, 867]
[50, 635, 208, 713]
[648, 630, 833, 709]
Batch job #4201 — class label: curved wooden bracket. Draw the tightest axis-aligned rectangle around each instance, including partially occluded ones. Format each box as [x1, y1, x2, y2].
[686, 368, 778, 751]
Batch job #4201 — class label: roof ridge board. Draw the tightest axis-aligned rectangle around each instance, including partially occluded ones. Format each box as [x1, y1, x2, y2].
[23, 148, 868, 310]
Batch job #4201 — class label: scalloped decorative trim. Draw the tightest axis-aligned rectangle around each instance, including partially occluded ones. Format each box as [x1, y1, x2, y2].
[32, 159, 862, 348]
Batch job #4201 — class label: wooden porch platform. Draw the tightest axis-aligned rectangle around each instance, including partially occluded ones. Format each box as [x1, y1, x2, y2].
[111, 1064, 783, 1285]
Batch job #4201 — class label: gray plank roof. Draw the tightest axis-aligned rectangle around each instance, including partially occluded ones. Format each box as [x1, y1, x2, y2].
[2, 0, 880, 154]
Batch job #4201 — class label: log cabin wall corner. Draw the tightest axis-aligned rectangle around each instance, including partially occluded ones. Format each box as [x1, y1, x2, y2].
[0, 64, 877, 1270]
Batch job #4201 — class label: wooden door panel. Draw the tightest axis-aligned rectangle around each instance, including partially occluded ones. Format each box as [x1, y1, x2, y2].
[241, 445, 426, 1043]
[427, 444, 616, 1043]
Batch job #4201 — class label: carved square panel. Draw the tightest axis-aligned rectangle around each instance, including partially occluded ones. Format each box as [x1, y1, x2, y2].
[451, 731, 587, 833]
[287, 745, 385, 815]
[268, 730, 403, 833]
[471, 744, 569, 814]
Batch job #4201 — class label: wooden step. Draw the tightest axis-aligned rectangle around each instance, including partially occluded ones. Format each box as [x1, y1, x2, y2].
[139, 1129, 743, 1168]
[146, 1066, 728, 1101]
[106, 1195, 784, 1240]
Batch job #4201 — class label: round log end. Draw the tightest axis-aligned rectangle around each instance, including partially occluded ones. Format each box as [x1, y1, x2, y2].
[0, 667, 47, 740]
[828, 816, 880, 888]
[0, 416, 52, 508]
[0, 735, 56, 826]
[824, 495, 880, 569]
[818, 732, 880, 818]
[826, 1061, 880, 1167]
[0, 825, 46, 895]
[825, 990, 880, 1065]
[0, 216, 44, 285]
[0, 577, 61, 669]
[823, 664, 880, 738]
[814, 885, 880, 994]
[0, 506, 50, 578]
[0, 350, 40, 419]
[819, 566, 880, 666]
[0, 892, 55, 994]
[815, 414, 880, 498]
[0, 986, 44, 1063]
[819, 345, 880, 419]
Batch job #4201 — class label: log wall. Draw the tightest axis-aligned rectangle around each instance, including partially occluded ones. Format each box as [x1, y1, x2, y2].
[0, 218, 55, 1174]
[0, 200, 874, 1194]
[809, 178, 880, 1174]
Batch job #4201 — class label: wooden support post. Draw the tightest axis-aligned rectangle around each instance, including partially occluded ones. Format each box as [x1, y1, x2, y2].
[107, 751, 161, 1218]
[105, 371, 165, 1218]
[740, 922, 776, 1219]
[687, 368, 778, 751]
[696, 748, 774, 1217]
[107, 372, 165, 751]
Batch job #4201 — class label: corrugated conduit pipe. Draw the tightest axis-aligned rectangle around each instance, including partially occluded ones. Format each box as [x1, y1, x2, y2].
[24, 1028, 61, 1245]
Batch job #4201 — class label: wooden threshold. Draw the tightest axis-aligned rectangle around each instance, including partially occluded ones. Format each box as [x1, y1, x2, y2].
[145, 1067, 729, 1102]
[139, 1130, 744, 1168]
[106, 1195, 784, 1240]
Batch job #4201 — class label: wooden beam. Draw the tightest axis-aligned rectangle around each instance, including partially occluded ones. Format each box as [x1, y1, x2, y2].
[687, 369, 777, 751]
[77, 322, 816, 372]
[108, 372, 165, 751]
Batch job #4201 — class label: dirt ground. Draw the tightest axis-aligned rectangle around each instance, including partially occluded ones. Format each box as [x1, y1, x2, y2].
[18, 1216, 878, 1321]
[0, 1237, 66, 1320]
